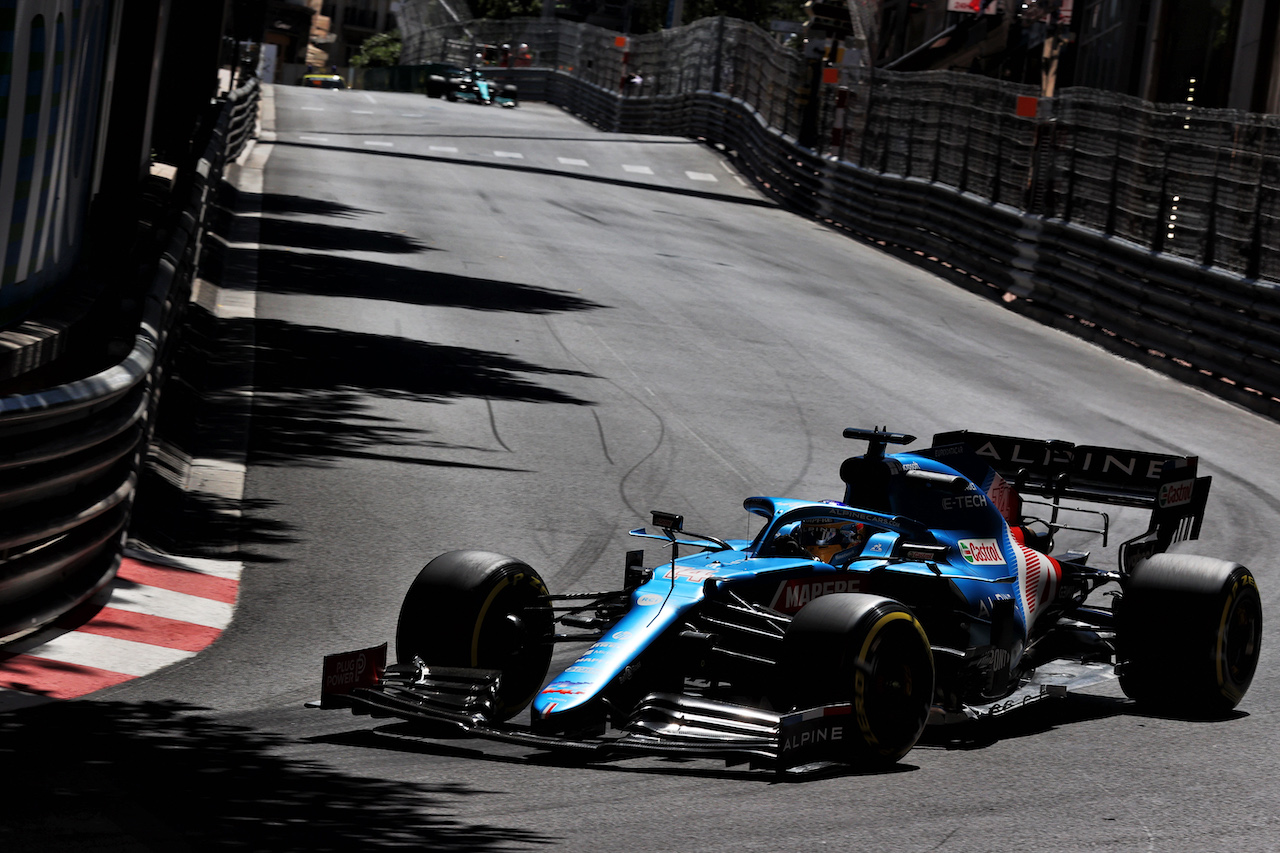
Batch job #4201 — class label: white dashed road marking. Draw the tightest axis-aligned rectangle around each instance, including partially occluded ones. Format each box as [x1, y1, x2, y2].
[299, 136, 328, 142]
[412, 145, 740, 188]
[364, 140, 394, 147]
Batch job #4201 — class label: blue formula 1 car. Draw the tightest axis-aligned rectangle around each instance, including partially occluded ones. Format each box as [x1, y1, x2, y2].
[316, 428, 1263, 770]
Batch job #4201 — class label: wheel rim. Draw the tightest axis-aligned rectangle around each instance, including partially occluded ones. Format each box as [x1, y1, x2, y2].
[1218, 587, 1262, 700]
[854, 614, 933, 757]
[474, 577, 552, 713]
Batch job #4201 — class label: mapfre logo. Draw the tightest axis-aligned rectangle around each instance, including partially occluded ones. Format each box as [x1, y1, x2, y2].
[1159, 479, 1194, 508]
[958, 538, 1004, 565]
[769, 577, 863, 613]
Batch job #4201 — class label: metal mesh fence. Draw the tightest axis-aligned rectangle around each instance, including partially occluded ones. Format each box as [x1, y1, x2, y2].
[396, 8, 1280, 281]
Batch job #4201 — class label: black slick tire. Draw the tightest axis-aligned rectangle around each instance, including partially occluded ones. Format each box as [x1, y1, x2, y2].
[781, 593, 934, 766]
[1117, 548, 1262, 717]
[396, 550, 554, 721]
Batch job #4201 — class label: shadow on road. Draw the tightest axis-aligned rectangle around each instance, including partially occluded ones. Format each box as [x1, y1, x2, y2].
[917, 693, 1131, 751]
[258, 217, 435, 254]
[255, 248, 601, 313]
[259, 194, 375, 219]
[247, 319, 596, 468]
[311, 722, 918, 785]
[271, 138, 777, 209]
[255, 318, 594, 402]
[0, 700, 554, 851]
[133, 176, 606, 555]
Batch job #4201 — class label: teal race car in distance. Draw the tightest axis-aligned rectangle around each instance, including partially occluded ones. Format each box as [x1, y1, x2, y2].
[428, 64, 517, 107]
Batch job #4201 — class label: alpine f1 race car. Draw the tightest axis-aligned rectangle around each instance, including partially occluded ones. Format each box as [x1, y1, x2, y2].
[316, 428, 1263, 771]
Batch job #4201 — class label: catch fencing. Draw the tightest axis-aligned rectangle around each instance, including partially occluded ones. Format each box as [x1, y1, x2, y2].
[393, 15, 1280, 419]
[0, 79, 260, 644]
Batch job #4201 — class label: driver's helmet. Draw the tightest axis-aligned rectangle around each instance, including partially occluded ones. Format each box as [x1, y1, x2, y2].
[781, 519, 865, 563]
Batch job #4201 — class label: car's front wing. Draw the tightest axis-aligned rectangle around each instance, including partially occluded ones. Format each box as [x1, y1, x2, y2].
[311, 647, 1118, 769]
[310, 647, 848, 771]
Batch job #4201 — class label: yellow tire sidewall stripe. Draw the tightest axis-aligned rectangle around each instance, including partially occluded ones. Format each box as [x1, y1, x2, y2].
[853, 610, 929, 749]
[1215, 572, 1258, 702]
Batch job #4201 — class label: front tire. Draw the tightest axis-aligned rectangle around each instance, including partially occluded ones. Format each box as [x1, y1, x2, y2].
[1117, 549, 1262, 717]
[781, 594, 934, 766]
[396, 550, 554, 721]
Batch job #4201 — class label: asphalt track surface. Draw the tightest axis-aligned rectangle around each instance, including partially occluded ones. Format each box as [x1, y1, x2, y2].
[2, 84, 1279, 851]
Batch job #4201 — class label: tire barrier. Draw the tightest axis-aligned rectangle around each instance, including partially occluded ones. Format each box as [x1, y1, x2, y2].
[0, 79, 260, 645]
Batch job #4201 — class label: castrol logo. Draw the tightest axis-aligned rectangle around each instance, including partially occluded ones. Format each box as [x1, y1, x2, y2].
[1159, 479, 1194, 508]
[958, 538, 1005, 565]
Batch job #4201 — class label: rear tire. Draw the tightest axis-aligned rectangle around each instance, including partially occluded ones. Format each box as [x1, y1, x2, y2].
[781, 594, 934, 766]
[1117, 550, 1262, 717]
[396, 550, 554, 721]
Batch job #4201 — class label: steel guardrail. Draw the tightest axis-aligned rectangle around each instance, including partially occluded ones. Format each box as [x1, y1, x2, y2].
[0, 78, 260, 644]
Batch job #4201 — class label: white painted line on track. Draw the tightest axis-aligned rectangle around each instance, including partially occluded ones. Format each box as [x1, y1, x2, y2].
[299, 135, 328, 142]
[364, 140, 394, 147]
[494, 150, 524, 158]
[301, 107, 324, 111]
[130, 548, 244, 582]
[401, 113, 425, 117]
[107, 584, 235, 630]
[558, 157, 589, 166]
[352, 110, 374, 114]
[686, 171, 718, 182]
[623, 164, 653, 174]
[7, 632, 193, 677]
[193, 279, 256, 321]
[430, 145, 459, 153]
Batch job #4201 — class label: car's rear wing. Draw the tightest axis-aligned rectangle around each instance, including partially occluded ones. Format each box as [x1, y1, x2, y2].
[930, 431, 1211, 570]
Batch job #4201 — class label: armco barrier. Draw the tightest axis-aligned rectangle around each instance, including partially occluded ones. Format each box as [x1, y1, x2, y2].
[0, 79, 260, 644]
